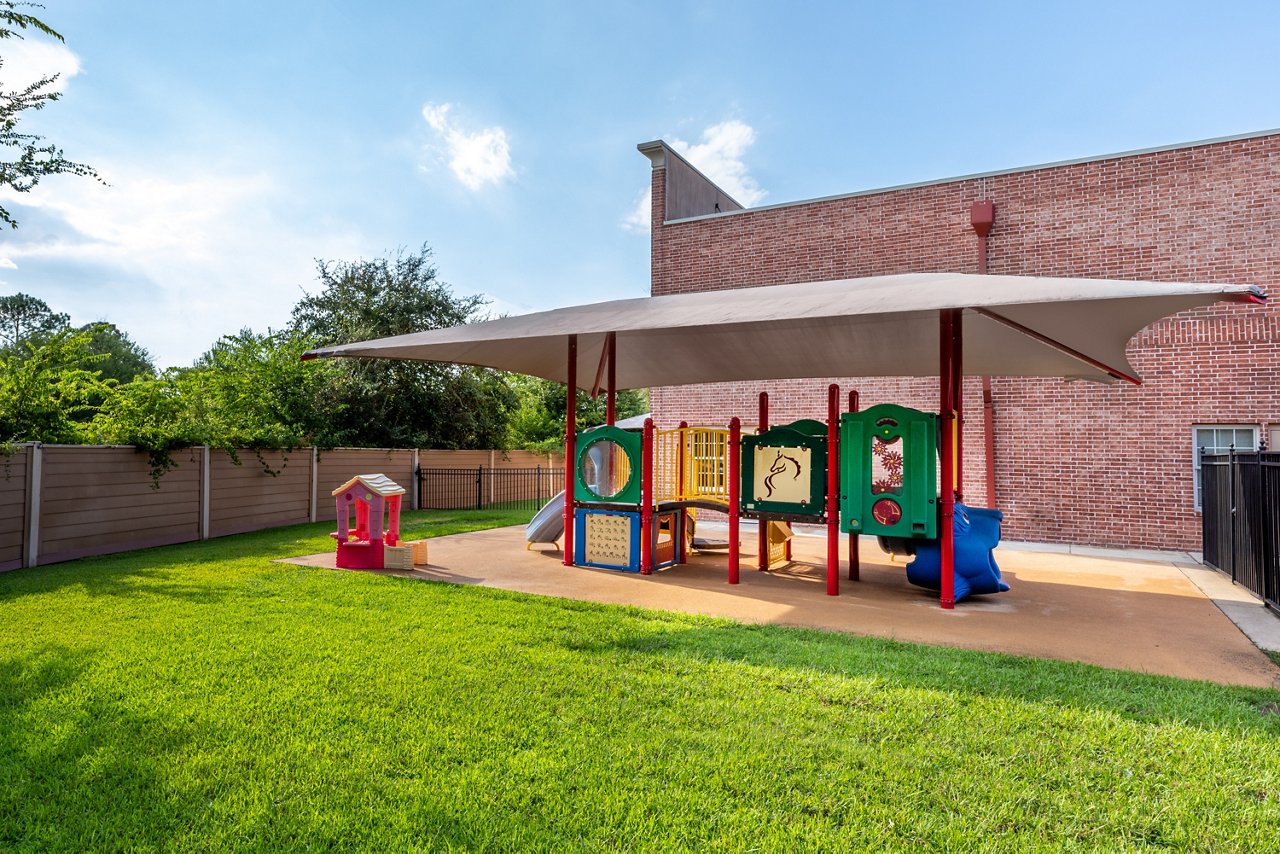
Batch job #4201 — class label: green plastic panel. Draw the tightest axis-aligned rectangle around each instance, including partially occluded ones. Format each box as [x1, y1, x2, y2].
[839, 404, 937, 538]
[574, 426, 642, 505]
[741, 420, 828, 518]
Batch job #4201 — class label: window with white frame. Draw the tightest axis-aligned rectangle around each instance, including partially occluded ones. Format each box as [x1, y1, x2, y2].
[1192, 424, 1259, 511]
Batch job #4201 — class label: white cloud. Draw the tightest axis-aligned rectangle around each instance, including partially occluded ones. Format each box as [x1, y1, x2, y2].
[622, 119, 767, 233]
[0, 158, 367, 367]
[0, 258, 16, 270]
[677, 120, 767, 207]
[420, 101, 514, 191]
[623, 188, 652, 233]
[421, 102, 451, 133]
[1, 37, 81, 93]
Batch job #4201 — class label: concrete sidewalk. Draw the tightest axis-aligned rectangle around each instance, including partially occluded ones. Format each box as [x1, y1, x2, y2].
[996, 538, 1280, 654]
[284, 525, 1280, 689]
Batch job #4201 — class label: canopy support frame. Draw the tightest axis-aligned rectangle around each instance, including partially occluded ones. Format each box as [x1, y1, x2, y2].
[971, 307, 1142, 386]
[563, 335, 577, 567]
[940, 310, 959, 609]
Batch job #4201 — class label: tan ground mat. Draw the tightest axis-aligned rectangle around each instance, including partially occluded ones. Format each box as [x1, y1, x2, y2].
[283, 526, 1280, 689]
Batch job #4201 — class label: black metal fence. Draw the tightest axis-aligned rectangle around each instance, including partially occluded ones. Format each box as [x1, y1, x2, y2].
[1201, 450, 1279, 609]
[416, 466, 564, 514]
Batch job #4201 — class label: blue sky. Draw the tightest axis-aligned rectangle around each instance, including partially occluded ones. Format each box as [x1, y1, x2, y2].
[3, 0, 1279, 368]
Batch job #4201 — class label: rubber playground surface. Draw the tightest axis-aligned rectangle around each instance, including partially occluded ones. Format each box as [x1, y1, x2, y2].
[285, 526, 1280, 689]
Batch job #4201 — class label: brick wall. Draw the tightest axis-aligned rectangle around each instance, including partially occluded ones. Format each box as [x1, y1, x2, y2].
[648, 132, 1280, 550]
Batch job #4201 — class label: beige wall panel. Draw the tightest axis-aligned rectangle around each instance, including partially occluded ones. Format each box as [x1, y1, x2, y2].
[14, 445, 565, 570]
[38, 446, 200, 563]
[417, 450, 563, 469]
[315, 449, 414, 522]
[208, 450, 311, 537]
[0, 447, 28, 569]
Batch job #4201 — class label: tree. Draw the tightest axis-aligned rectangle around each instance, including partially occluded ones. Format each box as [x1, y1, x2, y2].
[91, 328, 340, 480]
[0, 326, 111, 443]
[0, 292, 68, 348]
[291, 245, 516, 449]
[1, 1, 99, 229]
[506, 373, 648, 452]
[190, 328, 337, 449]
[79, 322, 154, 385]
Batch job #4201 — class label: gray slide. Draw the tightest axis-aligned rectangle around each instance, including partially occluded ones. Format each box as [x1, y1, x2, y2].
[526, 491, 566, 545]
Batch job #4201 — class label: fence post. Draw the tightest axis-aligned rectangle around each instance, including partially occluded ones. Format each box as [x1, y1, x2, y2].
[1259, 451, 1274, 606]
[1229, 444, 1237, 582]
[200, 445, 211, 540]
[411, 450, 420, 510]
[308, 447, 318, 524]
[1199, 446, 1209, 567]
[476, 466, 484, 510]
[24, 443, 42, 568]
[536, 466, 543, 506]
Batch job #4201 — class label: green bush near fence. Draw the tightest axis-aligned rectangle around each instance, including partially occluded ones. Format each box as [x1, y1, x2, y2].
[1, 510, 1279, 850]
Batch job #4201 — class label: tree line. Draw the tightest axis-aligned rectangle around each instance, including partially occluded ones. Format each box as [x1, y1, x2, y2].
[1, 7, 645, 474]
[0, 245, 647, 476]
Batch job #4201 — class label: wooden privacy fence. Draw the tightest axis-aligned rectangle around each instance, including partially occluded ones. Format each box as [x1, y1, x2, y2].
[0, 444, 561, 571]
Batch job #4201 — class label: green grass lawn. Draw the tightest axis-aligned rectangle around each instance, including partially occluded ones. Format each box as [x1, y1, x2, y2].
[2, 510, 1279, 851]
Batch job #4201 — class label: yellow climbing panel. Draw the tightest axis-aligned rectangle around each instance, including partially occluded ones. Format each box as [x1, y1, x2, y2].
[653, 426, 734, 505]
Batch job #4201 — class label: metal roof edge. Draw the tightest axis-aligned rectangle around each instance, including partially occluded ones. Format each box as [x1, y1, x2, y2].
[661, 127, 1280, 226]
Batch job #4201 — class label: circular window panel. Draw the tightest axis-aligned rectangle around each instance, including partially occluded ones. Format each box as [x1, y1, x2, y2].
[579, 438, 635, 501]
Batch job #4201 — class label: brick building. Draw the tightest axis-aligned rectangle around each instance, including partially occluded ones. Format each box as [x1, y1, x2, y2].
[639, 129, 1280, 551]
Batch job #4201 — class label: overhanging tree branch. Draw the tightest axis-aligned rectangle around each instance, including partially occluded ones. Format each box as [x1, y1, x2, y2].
[0, 2, 100, 228]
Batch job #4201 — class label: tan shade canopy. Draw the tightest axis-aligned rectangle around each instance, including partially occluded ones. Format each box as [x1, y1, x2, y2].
[302, 272, 1263, 389]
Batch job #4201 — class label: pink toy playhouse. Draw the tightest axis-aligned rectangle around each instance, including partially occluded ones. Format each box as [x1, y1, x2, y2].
[331, 474, 405, 569]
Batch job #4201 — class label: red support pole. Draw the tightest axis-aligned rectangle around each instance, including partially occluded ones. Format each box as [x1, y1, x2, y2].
[826, 383, 840, 597]
[757, 391, 769, 571]
[983, 377, 997, 508]
[847, 389, 860, 581]
[563, 335, 577, 567]
[728, 417, 741, 585]
[677, 420, 688, 564]
[939, 312, 956, 609]
[606, 332, 617, 426]
[640, 417, 654, 574]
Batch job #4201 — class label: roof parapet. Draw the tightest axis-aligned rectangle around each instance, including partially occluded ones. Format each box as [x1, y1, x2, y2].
[637, 139, 744, 222]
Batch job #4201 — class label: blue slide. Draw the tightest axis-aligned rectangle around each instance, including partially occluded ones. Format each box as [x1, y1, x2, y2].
[906, 503, 1009, 601]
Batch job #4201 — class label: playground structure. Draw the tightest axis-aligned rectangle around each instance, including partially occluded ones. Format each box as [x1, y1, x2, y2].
[534, 371, 1004, 601]
[331, 473, 423, 570]
[306, 271, 1265, 609]
[569, 422, 734, 572]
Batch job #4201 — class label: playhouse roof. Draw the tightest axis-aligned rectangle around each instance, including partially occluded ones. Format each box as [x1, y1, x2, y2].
[331, 474, 406, 498]
[302, 272, 1263, 388]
